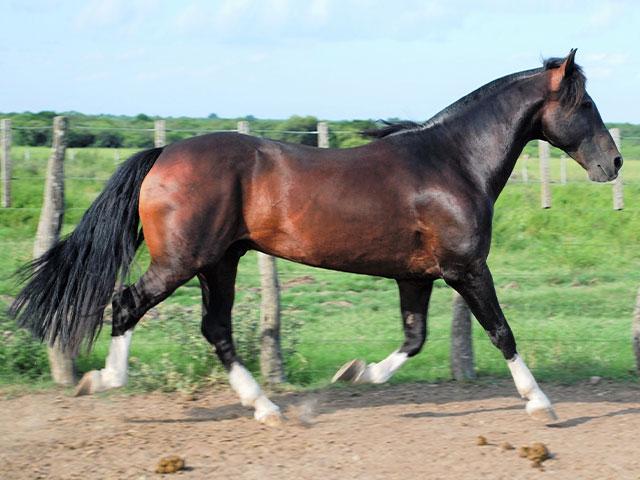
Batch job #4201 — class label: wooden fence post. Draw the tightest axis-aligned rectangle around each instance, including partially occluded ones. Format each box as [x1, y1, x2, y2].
[538, 140, 551, 208]
[258, 253, 285, 384]
[1, 119, 11, 207]
[317, 121, 329, 148]
[34, 116, 76, 385]
[560, 154, 567, 185]
[237, 120, 249, 136]
[451, 291, 476, 380]
[521, 154, 529, 184]
[154, 119, 166, 148]
[610, 128, 623, 210]
[633, 287, 640, 375]
[237, 120, 285, 384]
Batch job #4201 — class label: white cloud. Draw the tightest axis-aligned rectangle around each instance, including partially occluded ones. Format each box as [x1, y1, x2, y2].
[263, 0, 290, 29]
[589, 67, 614, 79]
[216, 0, 252, 25]
[75, 0, 124, 28]
[175, 2, 208, 31]
[584, 52, 629, 65]
[171, 0, 466, 44]
[584, 52, 629, 78]
[74, 0, 157, 31]
[309, 0, 330, 25]
[587, 1, 623, 28]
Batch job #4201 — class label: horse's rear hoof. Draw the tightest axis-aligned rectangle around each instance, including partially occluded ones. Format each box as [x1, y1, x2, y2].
[332, 359, 366, 383]
[528, 405, 558, 424]
[73, 371, 100, 396]
[259, 412, 285, 427]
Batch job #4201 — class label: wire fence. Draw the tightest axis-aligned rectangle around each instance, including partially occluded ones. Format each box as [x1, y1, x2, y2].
[1, 117, 639, 384]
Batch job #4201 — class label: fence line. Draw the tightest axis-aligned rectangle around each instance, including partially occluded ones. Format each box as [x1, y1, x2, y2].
[3, 122, 636, 211]
[2, 115, 640, 381]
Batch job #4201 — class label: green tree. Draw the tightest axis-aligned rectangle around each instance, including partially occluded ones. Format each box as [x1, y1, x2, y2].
[277, 115, 318, 145]
[95, 131, 124, 148]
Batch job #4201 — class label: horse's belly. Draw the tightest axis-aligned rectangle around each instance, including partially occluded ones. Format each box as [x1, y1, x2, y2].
[253, 225, 441, 278]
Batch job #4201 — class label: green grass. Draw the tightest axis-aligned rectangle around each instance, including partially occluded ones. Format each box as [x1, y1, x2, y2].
[1, 144, 639, 391]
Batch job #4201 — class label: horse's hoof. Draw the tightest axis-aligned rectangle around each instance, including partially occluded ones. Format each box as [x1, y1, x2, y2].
[73, 371, 100, 396]
[331, 359, 366, 383]
[258, 411, 285, 427]
[527, 405, 558, 423]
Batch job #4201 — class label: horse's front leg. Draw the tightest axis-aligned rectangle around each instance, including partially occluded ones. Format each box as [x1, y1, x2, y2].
[333, 279, 433, 384]
[446, 261, 557, 422]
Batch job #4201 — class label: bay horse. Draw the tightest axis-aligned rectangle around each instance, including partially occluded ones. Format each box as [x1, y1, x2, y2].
[11, 50, 622, 425]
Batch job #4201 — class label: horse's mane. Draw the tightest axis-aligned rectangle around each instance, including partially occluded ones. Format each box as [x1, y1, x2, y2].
[361, 120, 423, 139]
[363, 56, 586, 139]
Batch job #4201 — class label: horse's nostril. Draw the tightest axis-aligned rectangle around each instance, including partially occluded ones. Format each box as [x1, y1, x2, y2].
[614, 156, 623, 171]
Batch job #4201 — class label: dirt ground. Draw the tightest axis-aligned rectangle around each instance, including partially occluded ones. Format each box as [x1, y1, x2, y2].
[1, 379, 639, 480]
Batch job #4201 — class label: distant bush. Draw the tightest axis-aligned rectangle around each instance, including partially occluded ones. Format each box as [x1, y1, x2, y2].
[13, 128, 51, 147]
[67, 130, 96, 148]
[95, 131, 124, 148]
[275, 115, 319, 145]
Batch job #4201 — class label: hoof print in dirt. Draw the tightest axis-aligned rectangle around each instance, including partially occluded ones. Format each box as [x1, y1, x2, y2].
[475, 435, 488, 446]
[155, 455, 185, 474]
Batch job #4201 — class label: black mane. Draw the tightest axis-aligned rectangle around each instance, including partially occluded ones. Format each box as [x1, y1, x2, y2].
[361, 120, 423, 139]
[363, 55, 586, 139]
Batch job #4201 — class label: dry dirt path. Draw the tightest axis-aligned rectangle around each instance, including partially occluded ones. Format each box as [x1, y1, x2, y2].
[1, 380, 639, 479]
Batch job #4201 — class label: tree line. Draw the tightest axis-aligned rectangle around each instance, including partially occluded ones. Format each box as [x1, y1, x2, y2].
[0, 111, 378, 149]
[2, 110, 638, 155]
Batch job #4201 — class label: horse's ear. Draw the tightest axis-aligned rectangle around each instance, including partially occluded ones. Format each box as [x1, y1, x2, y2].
[550, 48, 578, 91]
[563, 48, 577, 77]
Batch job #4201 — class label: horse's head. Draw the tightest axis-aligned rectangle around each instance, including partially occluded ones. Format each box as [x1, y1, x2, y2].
[540, 49, 622, 182]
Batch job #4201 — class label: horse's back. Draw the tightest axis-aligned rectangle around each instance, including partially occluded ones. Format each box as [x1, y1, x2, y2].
[137, 131, 489, 277]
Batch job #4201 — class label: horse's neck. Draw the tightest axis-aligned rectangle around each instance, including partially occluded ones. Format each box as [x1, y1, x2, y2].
[435, 74, 546, 200]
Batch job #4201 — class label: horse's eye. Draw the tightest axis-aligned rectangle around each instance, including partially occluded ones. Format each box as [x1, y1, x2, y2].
[582, 100, 593, 109]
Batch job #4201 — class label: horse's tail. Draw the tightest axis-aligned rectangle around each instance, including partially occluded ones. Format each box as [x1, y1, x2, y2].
[9, 147, 164, 354]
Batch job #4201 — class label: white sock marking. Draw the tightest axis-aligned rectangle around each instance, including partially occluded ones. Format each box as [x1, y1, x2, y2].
[99, 329, 133, 388]
[507, 354, 552, 414]
[228, 362, 280, 421]
[229, 363, 262, 406]
[358, 350, 408, 384]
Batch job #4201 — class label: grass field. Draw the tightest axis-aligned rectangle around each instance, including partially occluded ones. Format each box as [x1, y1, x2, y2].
[1, 143, 639, 391]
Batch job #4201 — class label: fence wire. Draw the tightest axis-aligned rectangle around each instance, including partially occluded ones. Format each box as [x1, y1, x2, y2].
[1, 120, 639, 383]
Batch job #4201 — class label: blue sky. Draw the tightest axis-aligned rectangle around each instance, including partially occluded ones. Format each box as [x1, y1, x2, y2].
[1, 0, 639, 122]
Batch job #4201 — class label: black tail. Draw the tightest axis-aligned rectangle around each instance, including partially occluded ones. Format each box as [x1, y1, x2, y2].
[10, 147, 164, 354]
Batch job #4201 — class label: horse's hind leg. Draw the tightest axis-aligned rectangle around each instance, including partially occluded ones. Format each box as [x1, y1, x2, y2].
[333, 279, 433, 384]
[75, 262, 193, 395]
[199, 251, 282, 425]
[446, 262, 557, 422]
